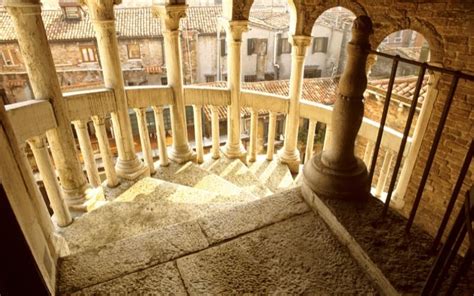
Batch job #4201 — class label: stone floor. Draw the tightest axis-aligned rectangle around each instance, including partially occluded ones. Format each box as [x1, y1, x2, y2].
[65, 211, 378, 295]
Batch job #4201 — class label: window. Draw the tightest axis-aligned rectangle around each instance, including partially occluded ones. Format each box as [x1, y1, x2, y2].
[80, 45, 97, 63]
[161, 76, 168, 85]
[304, 67, 322, 78]
[64, 6, 81, 20]
[247, 38, 268, 55]
[393, 31, 403, 43]
[220, 39, 227, 56]
[244, 75, 257, 82]
[278, 38, 291, 55]
[312, 37, 328, 53]
[264, 73, 275, 81]
[0, 49, 20, 66]
[205, 75, 216, 83]
[127, 44, 141, 60]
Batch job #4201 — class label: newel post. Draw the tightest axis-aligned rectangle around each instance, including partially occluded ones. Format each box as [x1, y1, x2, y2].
[302, 16, 373, 199]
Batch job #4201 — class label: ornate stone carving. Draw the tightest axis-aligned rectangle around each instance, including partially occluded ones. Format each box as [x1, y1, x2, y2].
[152, 4, 187, 31]
[223, 20, 249, 42]
[289, 35, 312, 56]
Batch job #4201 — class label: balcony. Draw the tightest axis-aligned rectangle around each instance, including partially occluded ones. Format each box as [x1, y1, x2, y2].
[1, 0, 473, 295]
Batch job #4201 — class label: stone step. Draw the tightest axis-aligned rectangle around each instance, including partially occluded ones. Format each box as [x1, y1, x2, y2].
[248, 155, 296, 193]
[57, 177, 258, 255]
[57, 188, 311, 294]
[202, 156, 273, 198]
[153, 161, 256, 198]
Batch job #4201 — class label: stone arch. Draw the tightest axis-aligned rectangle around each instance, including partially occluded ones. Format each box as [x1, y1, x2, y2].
[288, 0, 367, 37]
[368, 17, 444, 64]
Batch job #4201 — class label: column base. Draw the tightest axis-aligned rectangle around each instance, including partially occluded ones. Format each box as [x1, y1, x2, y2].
[168, 146, 195, 164]
[115, 157, 149, 180]
[302, 153, 370, 200]
[277, 148, 301, 174]
[62, 182, 90, 213]
[222, 143, 247, 163]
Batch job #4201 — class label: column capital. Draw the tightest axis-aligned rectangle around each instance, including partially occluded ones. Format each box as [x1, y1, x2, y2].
[289, 35, 312, 57]
[222, 19, 249, 42]
[152, 4, 187, 32]
[81, 0, 121, 22]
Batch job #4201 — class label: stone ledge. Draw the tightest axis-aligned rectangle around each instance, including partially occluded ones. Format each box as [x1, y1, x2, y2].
[301, 183, 399, 296]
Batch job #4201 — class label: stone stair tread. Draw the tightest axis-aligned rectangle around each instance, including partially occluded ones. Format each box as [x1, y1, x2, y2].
[249, 155, 296, 193]
[58, 188, 310, 294]
[202, 157, 273, 197]
[153, 161, 255, 198]
[58, 177, 257, 254]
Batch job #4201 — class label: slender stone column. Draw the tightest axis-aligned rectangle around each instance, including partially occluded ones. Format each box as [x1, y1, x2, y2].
[248, 109, 258, 162]
[210, 105, 221, 159]
[193, 105, 204, 164]
[363, 140, 375, 167]
[73, 120, 101, 188]
[305, 120, 317, 164]
[152, 106, 170, 167]
[28, 136, 72, 227]
[278, 35, 311, 173]
[135, 108, 156, 175]
[92, 115, 119, 187]
[84, 0, 147, 180]
[266, 111, 277, 161]
[222, 20, 249, 160]
[153, 4, 194, 163]
[323, 122, 332, 151]
[375, 150, 394, 197]
[5, 0, 89, 210]
[302, 16, 373, 199]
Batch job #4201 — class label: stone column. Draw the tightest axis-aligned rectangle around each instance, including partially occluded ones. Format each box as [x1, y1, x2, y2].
[278, 35, 312, 173]
[193, 105, 204, 163]
[153, 4, 194, 163]
[248, 109, 258, 162]
[152, 106, 170, 167]
[305, 120, 317, 164]
[302, 16, 373, 199]
[5, 0, 89, 210]
[222, 20, 249, 160]
[73, 120, 101, 188]
[84, 0, 147, 180]
[92, 115, 119, 187]
[135, 108, 156, 175]
[266, 111, 277, 161]
[28, 136, 72, 227]
[210, 105, 221, 159]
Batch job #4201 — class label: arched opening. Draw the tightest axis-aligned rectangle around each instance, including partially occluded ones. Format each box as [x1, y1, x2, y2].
[298, 7, 356, 163]
[362, 29, 433, 203]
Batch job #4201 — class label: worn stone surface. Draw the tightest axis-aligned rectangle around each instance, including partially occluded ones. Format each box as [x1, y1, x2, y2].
[58, 220, 208, 294]
[199, 188, 310, 244]
[249, 155, 296, 193]
[153, 161, 256, 198]
[59, 177, 254, 253]
[203, 157, 273, 197]
[70, 262, 186, 296]
[315, 194, 474, 295]
[178, 212, 378, 295]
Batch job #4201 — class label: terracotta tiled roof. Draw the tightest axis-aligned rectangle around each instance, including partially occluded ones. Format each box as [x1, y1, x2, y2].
[0, 6, 354, 42]
[200, 77, 339, 121]
[367, 75, 429, 105]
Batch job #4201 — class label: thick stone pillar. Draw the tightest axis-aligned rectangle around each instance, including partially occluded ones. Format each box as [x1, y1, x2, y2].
[153, 4, 194, 163]
[84, 0, 147, 180]
[278, 35, 311, 173]
[222, 20, 248, 160]
[302, 16, 373, 199]
[5, 0, 89, 210]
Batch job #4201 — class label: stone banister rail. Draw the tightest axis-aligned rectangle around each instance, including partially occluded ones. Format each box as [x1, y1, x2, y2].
[5, 100, 57, 144]
[125, 85, 174, 108]
[241, 90, 289, 114]
[183, 86, 231, 106]
[63, 88, 116, 121]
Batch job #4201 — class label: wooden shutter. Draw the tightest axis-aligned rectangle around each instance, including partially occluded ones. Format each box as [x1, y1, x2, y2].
[220, 39, 226, 57]
[322, 37, 328, 53]
[277, 37, 282, 56]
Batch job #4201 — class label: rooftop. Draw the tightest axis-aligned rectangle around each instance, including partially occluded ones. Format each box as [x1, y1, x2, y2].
[0, 6, 353, 42]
